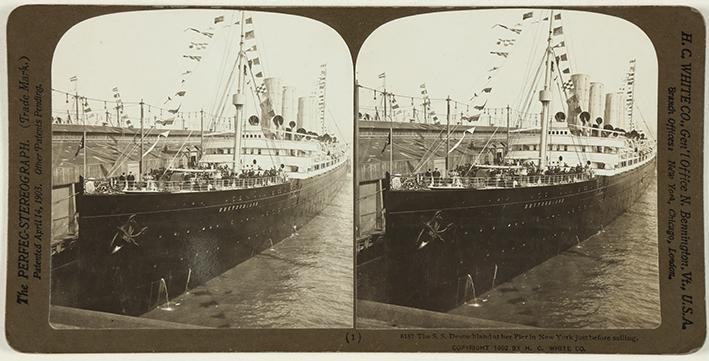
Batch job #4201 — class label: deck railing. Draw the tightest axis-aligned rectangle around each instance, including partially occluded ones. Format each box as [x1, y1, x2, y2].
[84, 175, 287, 194]
[392, 172, 594, 191]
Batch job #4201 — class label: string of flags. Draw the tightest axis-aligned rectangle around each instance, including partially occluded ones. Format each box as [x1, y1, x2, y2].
[470, 13, 529, 114]
[317, 64, 328, 134]
[623, 58, 637, 129]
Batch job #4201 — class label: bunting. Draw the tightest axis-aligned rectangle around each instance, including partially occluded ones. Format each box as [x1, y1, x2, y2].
[522, 11, 533, 20]
[493, 24, 522, 34]
[496, 38, 517, 46]
[490, 51, 509, 58]
[317, 64, 328, 134]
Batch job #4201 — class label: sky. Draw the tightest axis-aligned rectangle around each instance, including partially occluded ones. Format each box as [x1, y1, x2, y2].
[51, 9, 353, 142]
[356, 9, 658, 136]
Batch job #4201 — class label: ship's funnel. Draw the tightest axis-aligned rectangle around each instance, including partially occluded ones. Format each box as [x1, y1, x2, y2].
[297, 96, 318, 131]
[263, 77, 283, 131]
[282, 86, 297, 125]
[589, 81, 604, 125]
[571, 74, 591, 110]
[604, 92, 625, 129]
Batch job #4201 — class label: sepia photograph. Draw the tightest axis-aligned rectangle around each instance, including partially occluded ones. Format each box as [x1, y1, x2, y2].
[355, 8, 660, 329]
[49, 9, 354, 328]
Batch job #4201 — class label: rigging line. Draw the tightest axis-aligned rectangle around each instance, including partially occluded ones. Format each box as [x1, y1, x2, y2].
[413, 122, 463, 174]
[513, 15, 544, 113]
[160, 130, 195, 180]
[467, 126, 501, 174]
[358, 84, 478, 110]
[512, 38, 545, 126]
[517, 54, 545, 128]
[211, 11, 242, 129]
[106, 126, 158, 178]
[634, 104, 655, 141]
[210, 10, 238, 117]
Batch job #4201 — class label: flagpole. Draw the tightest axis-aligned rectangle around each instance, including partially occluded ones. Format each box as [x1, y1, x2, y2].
[389, 93, 393, 177]
[232, 10, 246, 173]
[82, 100, 87, 180]
[139, 99, 144, 182]
[445, 96, 451, 178]
[506, 104, 511, 158]
[200, 109, 204, 160]
[538, 10, 554, 169]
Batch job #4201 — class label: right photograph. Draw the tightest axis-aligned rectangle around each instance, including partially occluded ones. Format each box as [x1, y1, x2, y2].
[355, 9, 659, 329]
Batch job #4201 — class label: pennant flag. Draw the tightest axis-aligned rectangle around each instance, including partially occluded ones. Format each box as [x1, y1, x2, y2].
[181, 70, 192, 75]
[554, 13, 562, 20]
[522, 12, 533, 20]
[488, 66, 500, 72]
[559, 54, 568, 61]
[245, 17, 253, 24]
[497, 38, 517, 46]
[245, 30, 255, 39]
[482, 87, 492, 93]
[189, 42, 208, 50]
[74, 135, 84, 157]
[378, 72, 386, 79]
[185, 27, 214, 38]
[562, 80, 574, 90]
[255, 71, 263, 78]
[553, 41, 566, 48]
[69, 75, 78, 82]
[493, 24, 521, 34]
[183, 55, 202, 61]
[448, 127, 476, 154]
[168, 105, 181, 114]
[157, 117, 175, 126]
[553, 26, 564, 36]
[84, 106, 92, 113]
[214, 15, 224, 24]
[142, 131, 170, 157]
[562, 68, 570, 74]
[247, 45, 258, 52]
[252, 58, 260, 65]
[176, 90, 186, 96]
[473, 100, 488, 110]
[381, 131, 391, 153]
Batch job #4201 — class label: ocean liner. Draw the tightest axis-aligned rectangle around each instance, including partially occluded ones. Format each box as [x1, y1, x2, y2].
[359, 10, 656, 311]
[55, 12, 348, 315]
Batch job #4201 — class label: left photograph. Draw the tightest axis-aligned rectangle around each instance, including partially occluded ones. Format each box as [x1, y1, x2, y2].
[49, 9, 353, 328]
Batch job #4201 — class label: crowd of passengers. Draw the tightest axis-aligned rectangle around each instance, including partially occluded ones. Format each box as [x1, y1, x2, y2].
[388, 159, 594, 190]
[83, 163, 286, 194]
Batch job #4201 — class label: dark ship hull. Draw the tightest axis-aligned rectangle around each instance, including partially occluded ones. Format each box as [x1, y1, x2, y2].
[358, 157, 655, 312]
[74, 162, 347, 315]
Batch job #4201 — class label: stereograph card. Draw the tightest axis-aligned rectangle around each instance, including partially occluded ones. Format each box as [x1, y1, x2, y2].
[2, 1, 707, 355]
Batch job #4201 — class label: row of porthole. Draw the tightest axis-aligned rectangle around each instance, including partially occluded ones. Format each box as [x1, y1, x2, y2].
[218, 201, 258, 213]
[524, 198, 566, 209]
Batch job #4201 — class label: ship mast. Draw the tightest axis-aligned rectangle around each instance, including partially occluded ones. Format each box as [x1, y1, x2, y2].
[538, 10, 555, 169]
[232, 11, 246, 172]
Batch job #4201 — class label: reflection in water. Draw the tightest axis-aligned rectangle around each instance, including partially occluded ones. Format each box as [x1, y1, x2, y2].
[143, 176, 353, 328]
[451, 178, 660, 329]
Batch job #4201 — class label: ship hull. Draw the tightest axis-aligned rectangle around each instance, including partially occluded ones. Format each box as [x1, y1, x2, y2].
[75, 162, 348, 315]
[358, 157, 656, 311]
